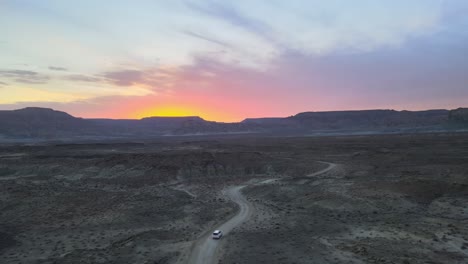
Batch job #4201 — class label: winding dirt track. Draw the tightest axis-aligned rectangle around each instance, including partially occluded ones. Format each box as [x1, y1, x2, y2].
[307, 161, 337, 177]
[187, 186, 252, 264]
[186, 161, 336, 264]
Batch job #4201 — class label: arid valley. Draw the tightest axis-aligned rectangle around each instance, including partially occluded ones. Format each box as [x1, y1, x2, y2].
[1, 133, 467, 264]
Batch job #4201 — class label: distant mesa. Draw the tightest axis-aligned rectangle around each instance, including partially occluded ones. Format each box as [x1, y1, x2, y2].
[0, 107, 467, 141]
[449, 108, 468, 123]
[12, 107, 72, 115]
[142, 116, 206, 122]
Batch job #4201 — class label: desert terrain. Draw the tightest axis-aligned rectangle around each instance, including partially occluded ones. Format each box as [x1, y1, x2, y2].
[1, 133, 467, 263]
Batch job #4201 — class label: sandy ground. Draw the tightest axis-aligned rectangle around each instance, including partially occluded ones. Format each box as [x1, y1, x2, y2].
[0, 133, 467, 263]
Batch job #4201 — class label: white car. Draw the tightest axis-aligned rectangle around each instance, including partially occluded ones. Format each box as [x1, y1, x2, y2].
[212, 230, 223, 239]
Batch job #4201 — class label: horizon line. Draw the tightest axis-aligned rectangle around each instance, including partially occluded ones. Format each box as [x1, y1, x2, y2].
[2, 106, 466, 123]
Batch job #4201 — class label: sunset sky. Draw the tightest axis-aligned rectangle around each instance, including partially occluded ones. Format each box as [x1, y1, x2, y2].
[1, 0, 467, 122]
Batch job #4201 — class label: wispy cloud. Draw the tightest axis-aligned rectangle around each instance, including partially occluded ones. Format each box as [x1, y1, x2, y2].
[185, 1, 275, 43]
[0, 69, 38, 76]
[48, 66, 68, 71]
[98, 68, 178, 91]
[64, 74, 101, 83]
[0, 69, 50, 84]
[100, 70, 144, 86]
[182, 30, 230, 47]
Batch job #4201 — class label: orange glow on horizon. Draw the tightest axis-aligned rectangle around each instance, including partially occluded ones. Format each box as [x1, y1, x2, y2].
[135, 105, 201, 118]
[131, 104, 239, 122]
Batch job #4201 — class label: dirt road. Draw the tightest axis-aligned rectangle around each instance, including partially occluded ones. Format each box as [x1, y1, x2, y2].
[187, 185, 252, 264]
[186, 161, 336, 264]
[307, 161, 336, 177]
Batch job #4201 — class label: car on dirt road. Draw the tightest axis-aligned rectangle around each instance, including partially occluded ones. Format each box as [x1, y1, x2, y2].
[212, 230, 223, 239]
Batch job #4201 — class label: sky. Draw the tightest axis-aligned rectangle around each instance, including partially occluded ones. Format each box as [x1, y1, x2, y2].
[1, 0, 467, 122]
